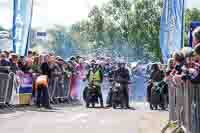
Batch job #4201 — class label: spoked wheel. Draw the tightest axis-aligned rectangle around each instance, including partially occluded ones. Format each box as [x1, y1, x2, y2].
[86, 103, 89, 108]
[150, 104, 154, 110]
[112, 104, 116, 109]
[159, 104, 166, 110]
[154, 105, 158, 110]
[150, 104, 158, 110]
[120, 103, 124, 109]
[92, 103, 95, 108]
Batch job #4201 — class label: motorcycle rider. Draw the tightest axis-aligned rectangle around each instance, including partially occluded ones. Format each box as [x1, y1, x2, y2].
[84, 60, 104, 107]
[147, 63, 165, 108]
[113, 60, 131, 108]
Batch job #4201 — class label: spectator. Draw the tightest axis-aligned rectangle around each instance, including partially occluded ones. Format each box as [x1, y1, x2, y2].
[10, 53, 19, 73]
[63, 62, 71, 98]
[40, 54, 51, 77]
[48, 55, 60, 102]
[192, 27, 200, 47]
[32, 56, 41, 74]
[28, 50, 33, 58]
[22, 57, 33, 73]
[194, 43, 200, 56]
[150, 64, 164, 82]
[0, 52, 10, 66]
[18, 56, 26, 70]
[35, 75, 52, 109]
[166, 57, 174, 76]
[3, 50, 10, 59]
[55, 57, 65, 102]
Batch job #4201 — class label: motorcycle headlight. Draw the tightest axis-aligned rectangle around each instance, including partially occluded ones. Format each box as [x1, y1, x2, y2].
[115, 83, 120, 87]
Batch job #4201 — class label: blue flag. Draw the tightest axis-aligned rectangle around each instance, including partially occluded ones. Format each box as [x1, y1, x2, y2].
[160, 0, 185, 63]
[12, 0, 33, 56]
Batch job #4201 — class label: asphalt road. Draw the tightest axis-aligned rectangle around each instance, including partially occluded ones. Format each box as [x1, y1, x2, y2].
[0, 102, 168, 133]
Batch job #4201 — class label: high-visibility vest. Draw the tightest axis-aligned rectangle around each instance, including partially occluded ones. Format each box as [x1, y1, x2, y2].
[89, 70, 101, 82]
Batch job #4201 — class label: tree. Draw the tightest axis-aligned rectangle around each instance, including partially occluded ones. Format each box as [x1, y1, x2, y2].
[31, 1, 200, 62]
[31, 25, 80, 58]
[72, 0, 163, 61]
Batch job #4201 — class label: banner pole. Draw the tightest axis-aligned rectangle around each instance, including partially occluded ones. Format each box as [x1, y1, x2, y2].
[181, 0, 185, 48]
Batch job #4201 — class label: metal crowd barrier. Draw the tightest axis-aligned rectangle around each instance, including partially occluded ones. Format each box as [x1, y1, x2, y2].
[48, 76, 72, 103]
[0, 67, 17, 110]
[0, 72, 11, 105]
[167, 79, 177, 122]
[162, 78, 200, 133]
[191, 84, 200, 133]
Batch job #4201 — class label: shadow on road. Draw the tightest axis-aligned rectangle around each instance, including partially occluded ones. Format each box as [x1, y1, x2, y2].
[0, 103, 84, 114]
[92, 106, 137, 111]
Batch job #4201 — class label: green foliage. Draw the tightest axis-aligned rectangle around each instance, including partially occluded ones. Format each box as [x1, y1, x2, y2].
[31, 1, 200, 61]
[129, 0, 162, 60]
[75, 0, 163, 61]
[76, 0, 200, 61]
[31, 25, 81, 58]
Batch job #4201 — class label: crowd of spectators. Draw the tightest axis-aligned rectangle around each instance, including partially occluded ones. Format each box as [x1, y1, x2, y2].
[0, 50, 84, 108]
[165, 27, 200, 85]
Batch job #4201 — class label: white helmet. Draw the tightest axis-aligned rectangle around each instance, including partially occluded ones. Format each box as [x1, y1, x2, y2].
[118, 59, 125, 64]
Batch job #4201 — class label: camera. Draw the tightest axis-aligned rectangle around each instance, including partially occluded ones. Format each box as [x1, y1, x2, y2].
[175, 64, 183, 75]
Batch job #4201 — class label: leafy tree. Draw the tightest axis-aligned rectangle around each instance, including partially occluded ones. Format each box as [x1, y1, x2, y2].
[76, 0, 163, 61]
[32, 0, 200, 62]
[31, 25, 80, 58]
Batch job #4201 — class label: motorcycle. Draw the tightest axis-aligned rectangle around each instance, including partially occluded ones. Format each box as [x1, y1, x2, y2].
[111, 81, 126, 109]
[149, 80, 168, 110]
[85, 82, 99, 108]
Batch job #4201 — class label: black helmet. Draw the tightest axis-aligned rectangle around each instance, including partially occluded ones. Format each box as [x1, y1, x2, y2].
[91, 60, 96, 64]
[70, 56, 76, 61]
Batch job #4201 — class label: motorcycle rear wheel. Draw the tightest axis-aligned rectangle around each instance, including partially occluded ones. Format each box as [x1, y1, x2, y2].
[92, 103, 95, 108]
[112, 104, 116, 109]
[86, 103, 89, 108]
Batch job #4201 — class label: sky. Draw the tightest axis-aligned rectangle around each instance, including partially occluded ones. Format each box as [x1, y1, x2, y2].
[0, 0, 199, 29]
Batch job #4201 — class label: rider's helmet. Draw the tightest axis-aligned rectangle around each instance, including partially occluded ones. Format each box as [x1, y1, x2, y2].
[90, 60, 97, 69]
[91, 59, 96, 64]
[118, 59, 126, 68]
[70, 56, 76, 61]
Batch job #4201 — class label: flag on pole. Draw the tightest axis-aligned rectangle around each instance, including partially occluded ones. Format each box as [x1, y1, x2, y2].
[160, 0, 185, 63]
[12, 0, 33, 56]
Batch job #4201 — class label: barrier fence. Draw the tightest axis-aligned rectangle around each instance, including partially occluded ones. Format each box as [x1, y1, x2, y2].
[0, 72, 11, 105]
[0, 67, 82, 108]
[163, 78, 200, 133]
[0, 66, 13, 107]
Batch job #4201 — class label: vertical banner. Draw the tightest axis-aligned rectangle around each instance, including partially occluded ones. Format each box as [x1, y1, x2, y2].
[160, 0, 185, 63]
[13, 0, 33, 56]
